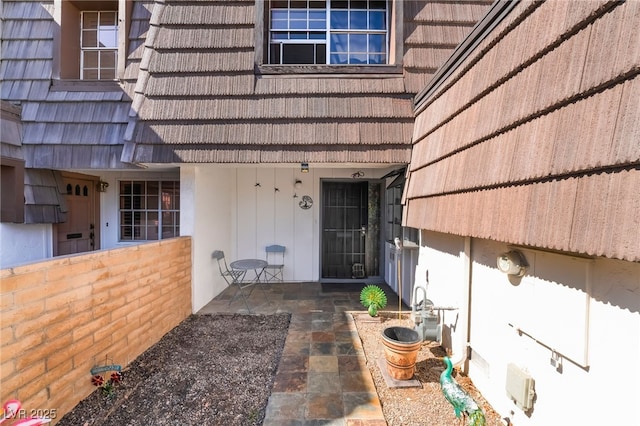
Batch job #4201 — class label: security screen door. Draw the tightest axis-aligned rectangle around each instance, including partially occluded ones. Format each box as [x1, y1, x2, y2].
[321, 181, 380, 279]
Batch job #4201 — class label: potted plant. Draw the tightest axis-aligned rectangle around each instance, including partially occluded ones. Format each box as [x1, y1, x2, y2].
[360, 285, 388, 317]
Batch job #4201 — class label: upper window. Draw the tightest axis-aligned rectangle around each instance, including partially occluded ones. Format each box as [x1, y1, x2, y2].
[56, 0, 128, 83]
[268, 0, 389, 65]
[119, 180, 180, 241]
[80, 11, 118, 80]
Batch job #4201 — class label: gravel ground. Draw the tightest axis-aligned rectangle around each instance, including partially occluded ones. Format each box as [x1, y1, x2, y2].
[56, 314, 290, 426]
[57, 311, 502, 426]
[354, 311, 504, 426]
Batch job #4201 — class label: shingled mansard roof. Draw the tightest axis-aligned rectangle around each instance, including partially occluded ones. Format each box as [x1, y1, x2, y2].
[1, 101, 67, 223]
[1, 0, 491, 168]
[0, 0, 146, 170]
[121, 0, 492, 165]
[404, 0, 640, 262]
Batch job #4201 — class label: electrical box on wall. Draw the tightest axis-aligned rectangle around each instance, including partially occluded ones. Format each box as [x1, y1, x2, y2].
[505, 363, 535, 411]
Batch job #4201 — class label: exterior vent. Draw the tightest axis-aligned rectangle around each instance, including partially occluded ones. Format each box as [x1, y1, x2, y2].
[505, 363, 535, 411]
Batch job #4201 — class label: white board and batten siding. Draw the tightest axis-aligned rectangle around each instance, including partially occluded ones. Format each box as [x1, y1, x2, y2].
[236, 167, 315, 282]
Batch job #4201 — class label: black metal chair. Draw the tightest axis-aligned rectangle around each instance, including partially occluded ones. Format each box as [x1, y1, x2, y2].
[212, 250, 252, 311]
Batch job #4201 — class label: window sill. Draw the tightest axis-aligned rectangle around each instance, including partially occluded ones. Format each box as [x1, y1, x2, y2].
[50, 79, 123, 92]
[256, 64, 403, 76]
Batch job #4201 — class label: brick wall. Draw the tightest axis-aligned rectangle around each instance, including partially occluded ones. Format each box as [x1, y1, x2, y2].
[0, 237, 192, 423]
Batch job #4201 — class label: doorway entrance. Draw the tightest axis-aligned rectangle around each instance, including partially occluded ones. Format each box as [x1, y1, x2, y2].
[321, 181, 381, 280]
[54, 172, 99, 256]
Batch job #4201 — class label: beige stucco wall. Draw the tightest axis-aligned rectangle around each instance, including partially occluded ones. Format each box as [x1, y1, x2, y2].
[414, 231, 640, 426]
[0, 237, 192, 423]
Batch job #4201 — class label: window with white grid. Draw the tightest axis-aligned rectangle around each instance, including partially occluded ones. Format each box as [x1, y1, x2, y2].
[119, 181, 180, 241]
[80, 11, 118, 80]
[268, 0, 389, 65]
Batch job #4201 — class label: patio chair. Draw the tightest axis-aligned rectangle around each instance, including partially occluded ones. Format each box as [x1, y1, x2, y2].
[212, 250, 252, 310]
[263, 244, 285, 283]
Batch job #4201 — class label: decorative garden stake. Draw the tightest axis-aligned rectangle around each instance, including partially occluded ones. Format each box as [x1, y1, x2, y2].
[360, 285, 388, 317]
[440, 356, 486, 425]
[90, 359, 123, 398]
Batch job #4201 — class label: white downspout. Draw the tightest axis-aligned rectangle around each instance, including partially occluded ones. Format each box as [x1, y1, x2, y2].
[450, 236, 472, 372]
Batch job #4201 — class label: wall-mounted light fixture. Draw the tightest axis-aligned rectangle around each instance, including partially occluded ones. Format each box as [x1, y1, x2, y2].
[294, 179, 302, 189]
[97, 181, 109, 192]
[301, 163, 309, 173]
[497, 250, 528, 277]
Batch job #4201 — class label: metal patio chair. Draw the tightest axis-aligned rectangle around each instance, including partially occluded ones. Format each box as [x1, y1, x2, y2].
[263, 244, 285, 283]
[212, 250, 252, 311]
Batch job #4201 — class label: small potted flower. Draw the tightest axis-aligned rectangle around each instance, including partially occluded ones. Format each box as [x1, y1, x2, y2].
[360, 285, 388, 317]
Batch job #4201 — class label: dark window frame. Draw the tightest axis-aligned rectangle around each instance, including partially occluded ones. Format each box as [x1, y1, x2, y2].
[256, 0, 403, 75]
[118, 180, 180, 242]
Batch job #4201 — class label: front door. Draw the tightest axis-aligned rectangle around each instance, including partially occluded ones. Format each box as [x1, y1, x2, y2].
[321, 181, 380, 280]
[54, 173, 99, 256]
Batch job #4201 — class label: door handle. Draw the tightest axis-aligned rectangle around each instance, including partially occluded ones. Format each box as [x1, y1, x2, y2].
[360, 225, 367, 236]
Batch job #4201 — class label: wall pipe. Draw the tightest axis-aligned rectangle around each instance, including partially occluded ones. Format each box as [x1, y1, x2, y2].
[450, 236, 472, 372]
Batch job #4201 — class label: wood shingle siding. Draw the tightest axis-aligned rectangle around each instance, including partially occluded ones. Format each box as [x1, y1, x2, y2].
[126, 0, 492, 163]
[23, 169, 67, 224]
[402, 0, 492, 94]
[1, 0, 492, 167]
[126, 143, 413, 164]
[405, 0, 640, 262]
[1, 101, 24, 160]
[154, 28, 255, 50]
[132, 121, 414, 146]
[0, 0, 151, 169]
[148, 52, 255, 73]
[254, 76, 408, 95]
[124, 0, 154, 95]
[138, 96, 413, 121]
[160, 3, 255, 25]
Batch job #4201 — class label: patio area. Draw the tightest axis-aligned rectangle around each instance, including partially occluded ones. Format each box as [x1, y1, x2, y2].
[198, 282, 398, 425]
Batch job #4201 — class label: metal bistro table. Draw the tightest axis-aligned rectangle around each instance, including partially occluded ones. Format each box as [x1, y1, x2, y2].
[228, 258, 268, 311]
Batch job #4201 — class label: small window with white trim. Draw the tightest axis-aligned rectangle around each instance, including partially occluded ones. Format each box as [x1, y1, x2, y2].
[80, 11, 118, 80]
[55, 0, 130, 83]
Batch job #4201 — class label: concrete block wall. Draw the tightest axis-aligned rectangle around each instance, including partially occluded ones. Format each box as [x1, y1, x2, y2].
[0, 237, 192, 423]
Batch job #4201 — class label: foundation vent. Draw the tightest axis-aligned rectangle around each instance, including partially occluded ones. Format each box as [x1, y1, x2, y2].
[505, 363, 535, 411]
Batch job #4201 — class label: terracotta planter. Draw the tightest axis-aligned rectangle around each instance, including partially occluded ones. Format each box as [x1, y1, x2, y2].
[381, 326, 421, 380]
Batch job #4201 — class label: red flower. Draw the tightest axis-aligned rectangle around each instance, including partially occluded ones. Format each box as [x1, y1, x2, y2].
[110, 372, 122, 383]
[91, 375, 104, 386]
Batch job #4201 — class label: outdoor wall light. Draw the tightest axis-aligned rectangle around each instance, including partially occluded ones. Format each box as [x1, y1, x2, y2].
[294, 179, 302, 189]
[97, 181, 109, 192]
[497, 250, 528, 277]
[301, 163, 309, 173]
